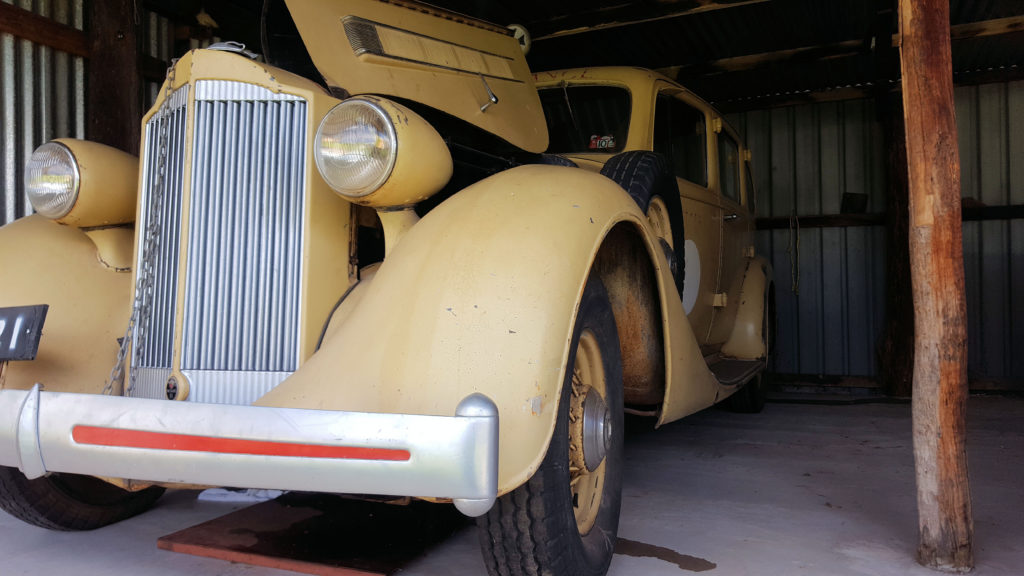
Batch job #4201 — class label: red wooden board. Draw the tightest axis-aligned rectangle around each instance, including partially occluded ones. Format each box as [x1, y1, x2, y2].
[158, 493, 466, 576]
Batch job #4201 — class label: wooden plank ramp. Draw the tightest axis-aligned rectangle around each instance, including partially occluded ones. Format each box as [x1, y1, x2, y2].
[158, 493, 466, 575]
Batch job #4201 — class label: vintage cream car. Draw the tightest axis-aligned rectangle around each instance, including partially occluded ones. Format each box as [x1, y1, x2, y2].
[0, 1, 771, 575]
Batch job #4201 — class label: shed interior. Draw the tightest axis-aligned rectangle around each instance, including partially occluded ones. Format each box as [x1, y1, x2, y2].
[0, 2, 1020, 574]
[0, 0, 1021, 394]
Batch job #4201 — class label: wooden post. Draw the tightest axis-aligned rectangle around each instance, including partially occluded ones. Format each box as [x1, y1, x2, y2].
[875, 0, 914, 398]
[87, 0, 139, 154]
[880, 94, 915, 398]
[898, 0, 973, 571]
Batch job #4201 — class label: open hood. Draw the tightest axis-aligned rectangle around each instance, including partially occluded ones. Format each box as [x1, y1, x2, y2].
[283, 0, 548, 153]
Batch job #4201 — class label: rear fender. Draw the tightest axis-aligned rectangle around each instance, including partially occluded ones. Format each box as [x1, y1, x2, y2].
[720, 257, 773, 360]
[257, 165, 717, 493]
[0, 216, 130, 393]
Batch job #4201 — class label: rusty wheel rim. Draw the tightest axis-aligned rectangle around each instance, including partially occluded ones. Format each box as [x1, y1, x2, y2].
[568, 329, 609, 535]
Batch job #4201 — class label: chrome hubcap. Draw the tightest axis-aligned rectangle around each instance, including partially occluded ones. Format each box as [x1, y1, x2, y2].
[569, 329, 608, 535]
[582, 389, 610, 472]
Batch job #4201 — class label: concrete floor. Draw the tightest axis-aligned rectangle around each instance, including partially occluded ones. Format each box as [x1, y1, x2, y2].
[1, 395, 1021, 576]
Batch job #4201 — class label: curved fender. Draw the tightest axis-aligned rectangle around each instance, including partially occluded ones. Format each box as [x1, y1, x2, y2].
[257, 164, 719, 494]
[720, 256, 773, 360]
[0, 216, 130, 393]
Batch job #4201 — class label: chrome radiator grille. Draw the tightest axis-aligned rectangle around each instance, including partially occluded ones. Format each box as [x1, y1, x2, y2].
[131, 81, 308, 404]
[134, 86, 189, 372]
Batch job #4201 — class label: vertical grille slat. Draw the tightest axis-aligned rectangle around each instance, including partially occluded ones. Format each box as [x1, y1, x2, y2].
[132, 80, 307, 405]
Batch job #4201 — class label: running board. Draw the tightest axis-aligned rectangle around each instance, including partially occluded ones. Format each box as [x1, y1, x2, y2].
[707, 358, 764, 387]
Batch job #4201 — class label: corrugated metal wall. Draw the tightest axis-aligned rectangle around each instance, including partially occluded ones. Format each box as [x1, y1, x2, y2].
[1, 3, 177, 228]
[730, 81, 1024, 385]
[730, 101, 888, 377]
[0, 0, 85, 226]
[140, 9, 173, 109]
[956, 81, 1024, 385]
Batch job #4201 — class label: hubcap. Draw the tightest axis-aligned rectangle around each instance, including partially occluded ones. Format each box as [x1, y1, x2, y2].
[582, 390, 610, 472]
[568, 329, 608, 535]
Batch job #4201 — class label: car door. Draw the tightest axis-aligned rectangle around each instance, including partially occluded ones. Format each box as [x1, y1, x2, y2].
[708, 123, 755, 345]
[652, 88, 722, 345]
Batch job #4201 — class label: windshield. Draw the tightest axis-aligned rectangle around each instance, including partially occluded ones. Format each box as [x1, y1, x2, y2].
[539, 85, 631, 154]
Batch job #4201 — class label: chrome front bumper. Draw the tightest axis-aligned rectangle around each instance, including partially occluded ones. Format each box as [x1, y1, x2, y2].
[0, 385, 498, 517]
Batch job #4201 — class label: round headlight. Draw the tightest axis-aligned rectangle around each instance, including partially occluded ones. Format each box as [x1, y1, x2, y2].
[25, 141, 80, 219]
[315, 99, 397, 198]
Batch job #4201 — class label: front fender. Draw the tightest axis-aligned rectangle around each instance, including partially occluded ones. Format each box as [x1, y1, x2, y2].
[0, 216, 129, 393]
[257, 165, 656, 493]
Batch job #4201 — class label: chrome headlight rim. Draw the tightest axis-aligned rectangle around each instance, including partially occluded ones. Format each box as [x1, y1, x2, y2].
[25, 141, 81, 220]
[314, 98, 398, 199]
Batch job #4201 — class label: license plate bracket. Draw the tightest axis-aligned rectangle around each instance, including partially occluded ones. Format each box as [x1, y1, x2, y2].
[0, 305, 49, 361]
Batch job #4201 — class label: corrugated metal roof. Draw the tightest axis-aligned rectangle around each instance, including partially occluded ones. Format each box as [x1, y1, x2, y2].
[431, 0, 1024, 108]
[134, 0, 1021, 109]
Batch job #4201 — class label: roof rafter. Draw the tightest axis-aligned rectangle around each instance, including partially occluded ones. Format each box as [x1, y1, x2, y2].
[532, 0, 768, 42]
[658, 14, 1024, 79]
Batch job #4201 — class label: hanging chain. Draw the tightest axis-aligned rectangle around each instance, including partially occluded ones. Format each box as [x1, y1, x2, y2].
[102, 63, 177, 396]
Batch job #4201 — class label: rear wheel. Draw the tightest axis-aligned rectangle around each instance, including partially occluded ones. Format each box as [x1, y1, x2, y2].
[728, 371, 767, 414]
[0, 466, 164, 531]
[478, 276, 624, 576]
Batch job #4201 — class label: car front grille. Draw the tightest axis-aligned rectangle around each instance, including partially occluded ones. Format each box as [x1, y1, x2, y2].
[131, 80, 308, 404]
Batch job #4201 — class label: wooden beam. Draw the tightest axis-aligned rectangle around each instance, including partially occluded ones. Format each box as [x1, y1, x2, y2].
[532, 0, 767, 42]
[941, 14, 1024, 41]
[659, 15, 1024, 79]
[665, 39, 864, 77]
[874, 0, 915, 399]
[0, 2, 89, 57]
[87, 0, 140, 154]
[141, 54, 170, 83]
[900, 0, 973, 570]
[753, 203, 1023, 230]
[711, 63, 1024, 113]
[755, 213, 885, 230]
[961, 203, 1024, 221]
[712, 86, 884, 114]
[880, 92, 914, 398]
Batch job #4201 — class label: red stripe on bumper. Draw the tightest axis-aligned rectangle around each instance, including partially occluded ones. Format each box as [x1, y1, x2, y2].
[71, 426, 411, 462]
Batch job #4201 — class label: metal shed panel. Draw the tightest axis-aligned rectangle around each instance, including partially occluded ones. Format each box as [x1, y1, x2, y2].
[732, 82, 1022, 384]
[0, 0, 84, 227]
[731, 99, 887, 377]
[956, 81, 1024, 384]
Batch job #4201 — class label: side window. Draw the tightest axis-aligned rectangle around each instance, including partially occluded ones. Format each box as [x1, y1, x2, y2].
[718, 132, 740, 203]
[653, 94, 707, 187]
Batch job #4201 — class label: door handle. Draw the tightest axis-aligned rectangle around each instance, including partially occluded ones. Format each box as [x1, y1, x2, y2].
[724, 213, 738, 222]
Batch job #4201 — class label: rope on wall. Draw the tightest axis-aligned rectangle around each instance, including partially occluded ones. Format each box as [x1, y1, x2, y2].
[787, 210, 800, 295]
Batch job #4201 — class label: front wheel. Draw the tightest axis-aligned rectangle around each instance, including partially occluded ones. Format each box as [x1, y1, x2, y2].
[478, 276, 624, 576]
[0, 466, 165, 531]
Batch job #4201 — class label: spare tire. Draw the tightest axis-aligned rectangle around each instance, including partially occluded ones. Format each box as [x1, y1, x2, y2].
[600, 151, 686, 298]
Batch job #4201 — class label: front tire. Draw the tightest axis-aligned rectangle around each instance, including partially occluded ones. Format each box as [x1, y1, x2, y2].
[478, 276, 624, 576]
[0, 466, 164, 531]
